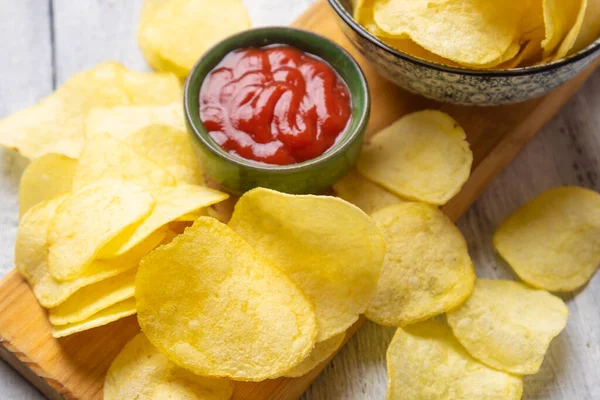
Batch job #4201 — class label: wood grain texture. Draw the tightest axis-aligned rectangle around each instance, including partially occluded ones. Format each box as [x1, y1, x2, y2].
[0, 1, 599, 399]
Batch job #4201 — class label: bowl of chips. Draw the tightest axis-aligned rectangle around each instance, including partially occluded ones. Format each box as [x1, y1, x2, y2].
[329, 0, 600, 105]
[184, 26, 370, 195]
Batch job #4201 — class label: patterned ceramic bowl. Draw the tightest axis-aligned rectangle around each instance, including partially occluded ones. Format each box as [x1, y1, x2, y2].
[328, 0, 600, 106]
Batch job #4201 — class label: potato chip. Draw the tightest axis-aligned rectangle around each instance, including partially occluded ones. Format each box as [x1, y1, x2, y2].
[494, 186, 600, 292]
[365, 203, 475, 327]
[0, 62, 181, 159]
[229, 188, 386, 342]
[104, 333, 233, 400]
[47, 181, 155, 281]
[572, 0, 600, 53]
[100, 184, 228, 257]
[373, 0, 528, 66]
[542, 0, 586, 57]
[138, 0, 251, 77]
[72, 133, 176, 191]
[84, 102, 185, 140]
[16, 196, 164, 308]
[52, 297, 136, 338]
[18, 153, 77, 217]
[447, 279, 569, 375]
[357, 110, 472, 205]
[48, 269, 136, 326]
[125, 125, 204, 186]
[387, 320, 523, 400]
[551, 0, 588, 60]
[284, 333, 345, 378]
[332, 169, 405, 215]
[136, 217, 317, 381]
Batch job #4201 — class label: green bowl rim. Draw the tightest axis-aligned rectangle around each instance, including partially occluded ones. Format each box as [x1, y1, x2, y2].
[184, 26, 371, 174]
[327, 0, 600, 77]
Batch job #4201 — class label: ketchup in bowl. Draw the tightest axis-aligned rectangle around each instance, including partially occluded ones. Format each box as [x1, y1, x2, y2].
[199, 45, 352, 165]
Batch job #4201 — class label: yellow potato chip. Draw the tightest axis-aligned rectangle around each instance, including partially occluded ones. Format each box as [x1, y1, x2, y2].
[100, 184, 228, 257]
[357, 110, 472, 205]
[365, 203, 475, 327]
[136, 217, 317, 381]
[229, 188, 386, 342]
[572, 0, 600, 53]
[0, 62, 181, 159]
[138, 0, 251, 77]
[332, 169, 405, 215]
[552, 0, 588, 59]
[47, 181, 155, 281]
[72, 133, 176, 191]
[16, 196, 164, 308]
[84, 102, 185, 140]
[373, 0, 528, 66]
[494, 186, 600, 292]
[104, 333, 233, 400]
[284, 333, 345, 378]
[447, 279, 569, 375]
[542, 0, 586, 57]
[387, 320, 523, 400]
[18, 153, 77, 217]
[52, 297, 136, 338]
[48, 269, 136, 326]
[125, 125, 204, 186]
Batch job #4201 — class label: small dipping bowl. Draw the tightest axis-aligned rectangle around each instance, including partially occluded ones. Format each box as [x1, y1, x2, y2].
[184, 27, 370, 195]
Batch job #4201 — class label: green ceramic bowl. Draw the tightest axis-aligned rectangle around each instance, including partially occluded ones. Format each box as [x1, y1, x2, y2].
[184, 27, 370, 195]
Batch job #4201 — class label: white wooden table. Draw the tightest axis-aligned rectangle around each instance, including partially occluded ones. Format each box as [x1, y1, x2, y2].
[1, 1, 599, 399]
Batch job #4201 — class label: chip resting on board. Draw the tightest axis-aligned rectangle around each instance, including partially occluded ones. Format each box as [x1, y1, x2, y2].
[447, 279, 569, 375]
[0, 62, 181, 159]
[100, 184, 228, 257]
[229, 188, 386, 342]
[104, 333, 233, 400]
[48, 268, 136, 326]
[387, 320, 523, 400]
[138, 0, 251, 77]
[52, 297, 137, 338]
[72, 133, 176, 191]
[357, 110, 472, 205]
[494, 186, 600, 292]
[365, 203, 475, 327]
[542, 0, 586, 57]
[18, 153, 77, 217]
[47, 181, 155, 281]
[284, 332, 345, 378]
[16, 196, 165, 308]
[136, 217, 317, 381]
[332, 169, 405, 215]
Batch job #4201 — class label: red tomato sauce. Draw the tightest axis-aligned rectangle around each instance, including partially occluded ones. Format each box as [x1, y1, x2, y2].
[199, 45, 352, 165]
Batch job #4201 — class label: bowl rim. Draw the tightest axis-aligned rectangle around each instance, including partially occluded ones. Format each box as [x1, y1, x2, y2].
[184, 26, 371, 174]
[327, 0, 600, 77]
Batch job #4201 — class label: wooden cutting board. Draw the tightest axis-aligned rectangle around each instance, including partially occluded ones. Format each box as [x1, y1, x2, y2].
[0, 1, 598, 399]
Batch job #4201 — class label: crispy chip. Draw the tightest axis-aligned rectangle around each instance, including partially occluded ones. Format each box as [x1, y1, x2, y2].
[494, 186, 600, 292]
[542, 0, 586, 57]
[52, 298, 136, 338]
[136, 217, 317, 381]
[72, 133, 176, 191]
[48, 269, 136, 326]
[447, 279, 569, 375]
[0, 62, 181, 159]
[100, 184, 228, 257]
[229, 188, 386, 342]
[373, 0, 528, 66]
[105, 333, 233, 400]
[332, 169, 405, 215]
[84, 102, 185, 140]
[138, 0, 251, 77]
[387, 320, 523, 400]
[18, 153, 77, 217]
[47, 181, 155, 281]
[357, 110, 472, 205]
[365, 203, 475, 327]
[284, 333, 345, 378]
[572, 0, 600, 53]
[16, 196, 164, 308]
[551, 0, 588, 59]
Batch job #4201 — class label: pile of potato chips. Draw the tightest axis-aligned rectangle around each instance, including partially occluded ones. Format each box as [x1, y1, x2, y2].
[353, 0, 600, 69]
